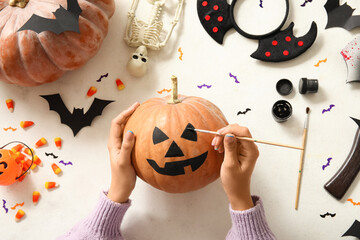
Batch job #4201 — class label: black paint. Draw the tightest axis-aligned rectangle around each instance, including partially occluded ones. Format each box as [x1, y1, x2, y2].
[181, 123, 197, 142]
[153, 127, 169, 144]
[147, 152, 208, 176]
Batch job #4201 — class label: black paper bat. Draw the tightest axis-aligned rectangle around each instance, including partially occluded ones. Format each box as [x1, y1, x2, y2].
[40, 94, 113, 136]
[342, 220, 360, 238]
[325, 0, 360, 31]
[18, 0, 82, 34]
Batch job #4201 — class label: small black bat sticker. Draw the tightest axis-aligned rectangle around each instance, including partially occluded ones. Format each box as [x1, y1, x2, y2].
[41, 94, 113, 136]
[18, 0, 82, 34]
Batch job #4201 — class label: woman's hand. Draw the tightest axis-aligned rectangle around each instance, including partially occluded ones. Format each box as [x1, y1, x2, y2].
[107, 102, 140, 203]
[212, 124, 259, 210]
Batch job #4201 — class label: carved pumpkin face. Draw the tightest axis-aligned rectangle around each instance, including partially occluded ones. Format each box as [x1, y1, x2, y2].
[0, 149, 22, 186]
[124, 95, 228, 193]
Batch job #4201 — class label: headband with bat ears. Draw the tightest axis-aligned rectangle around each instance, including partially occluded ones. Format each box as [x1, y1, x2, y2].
[0, 141, 34, 181]
[197, 0, 318, 62]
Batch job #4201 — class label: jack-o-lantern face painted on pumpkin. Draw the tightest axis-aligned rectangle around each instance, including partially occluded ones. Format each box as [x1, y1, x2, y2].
[0, 149, 23, 186]
[147, 123, 208, 176]
[124, 77, 228, 193]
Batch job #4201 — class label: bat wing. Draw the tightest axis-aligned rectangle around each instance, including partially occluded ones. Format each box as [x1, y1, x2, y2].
[82, 98, 114, 129]
[18, 14, 63, 34]
[324, 0, 355, 30]
[197, 0, 233, 44]
[344, 15, 360, 31]
[342, 220, 360, 238]
[40, 94, 74, 128]
[341, 37, 360, 83]
[66, 0, 82, 19]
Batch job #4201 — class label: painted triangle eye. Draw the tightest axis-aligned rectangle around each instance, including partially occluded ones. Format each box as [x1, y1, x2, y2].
[181, 123, 197, 142]
[153, 127, 169, 144]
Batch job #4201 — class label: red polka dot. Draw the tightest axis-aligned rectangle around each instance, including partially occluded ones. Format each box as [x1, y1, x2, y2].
[272, 40, 278, 46]
[285, 36, 291, 42]
[265, 52, 271, 57]
[202, 1, 208, 6]
[298, 41, 304, 47]
[213, 5, 219, 10]
[217, 16, 223, 22]
[213, 27, 218, 33]
[205, 15, 210, 21]
[283, 50, 289, 56]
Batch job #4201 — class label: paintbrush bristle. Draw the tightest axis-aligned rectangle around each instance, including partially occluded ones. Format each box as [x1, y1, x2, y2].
[306, 107, 310, 114]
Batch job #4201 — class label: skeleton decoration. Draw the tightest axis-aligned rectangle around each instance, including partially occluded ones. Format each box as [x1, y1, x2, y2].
[124, 0, 185, 77]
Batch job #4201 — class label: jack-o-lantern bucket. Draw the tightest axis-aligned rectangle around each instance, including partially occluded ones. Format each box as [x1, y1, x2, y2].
[124, 76, 228, 193]
[0, 149, 23, 186]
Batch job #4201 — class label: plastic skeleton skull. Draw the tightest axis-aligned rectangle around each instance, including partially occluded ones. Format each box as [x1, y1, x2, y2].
[124, 0, 184, 77]
[127, 46, 148, 78]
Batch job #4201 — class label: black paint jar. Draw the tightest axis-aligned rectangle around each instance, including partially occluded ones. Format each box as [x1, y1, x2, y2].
[272, 100, 292, 122]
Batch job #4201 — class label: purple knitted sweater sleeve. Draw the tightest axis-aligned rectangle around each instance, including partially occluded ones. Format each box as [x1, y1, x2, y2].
[226, 196, 276, 240]
[57, 191, 130, 240]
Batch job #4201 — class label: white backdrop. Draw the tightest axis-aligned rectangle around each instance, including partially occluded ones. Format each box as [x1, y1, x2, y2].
[1, 0, 360, 239]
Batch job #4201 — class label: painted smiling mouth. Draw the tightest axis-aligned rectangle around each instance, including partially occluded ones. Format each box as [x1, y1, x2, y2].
[147, 151, 208, 176]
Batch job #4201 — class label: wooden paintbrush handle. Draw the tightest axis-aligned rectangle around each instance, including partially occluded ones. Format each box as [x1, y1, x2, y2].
[324, 128, 360, 199]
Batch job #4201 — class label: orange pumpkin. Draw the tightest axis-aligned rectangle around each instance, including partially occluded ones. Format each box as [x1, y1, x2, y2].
[0, 0, 115, 86]
[124, 76, 228, 193]
[0, 149, 23, 186]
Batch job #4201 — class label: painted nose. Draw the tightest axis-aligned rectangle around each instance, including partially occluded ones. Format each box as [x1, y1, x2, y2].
[165, 141, 184, 158]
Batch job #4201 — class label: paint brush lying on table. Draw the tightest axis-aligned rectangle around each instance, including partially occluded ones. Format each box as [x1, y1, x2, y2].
[188, 128, 303, 150]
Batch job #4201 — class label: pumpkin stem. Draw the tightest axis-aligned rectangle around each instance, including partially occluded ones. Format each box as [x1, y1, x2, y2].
[168, 75, 181, 104]
[9, 0, 29, 8]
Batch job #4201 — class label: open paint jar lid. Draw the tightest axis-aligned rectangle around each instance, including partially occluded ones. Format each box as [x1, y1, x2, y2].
[272, 100, 292, 122]
[276, 79, 293, 96]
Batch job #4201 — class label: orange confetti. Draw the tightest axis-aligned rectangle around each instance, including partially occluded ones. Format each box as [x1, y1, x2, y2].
[10, 202, 24, 210]
[33, 191, 40, 205]
[87, 86, 97, 97]
[115, 79, 125, 91]
[20, 121, 34, 129]
[54, 137, 62, 149]
[15, 209, 25, 222]
[51, 163, 62, 175]
[35, 137, 47, 148]
[45, 182, 59, 189]
[5, 99, 14, 113]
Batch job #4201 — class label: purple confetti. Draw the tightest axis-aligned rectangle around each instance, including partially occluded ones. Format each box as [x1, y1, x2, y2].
[322, 157, 332, 170]
[2, 199, 8, 214]
[229, 73, 240, 83]
[322, 104, 335, 114]
[59, 160, 73, 166]
[259, 0, 263, 8]
[197, 84, 212, 89]
[301, 0, 312, 7]
[96, 73, 108, 82]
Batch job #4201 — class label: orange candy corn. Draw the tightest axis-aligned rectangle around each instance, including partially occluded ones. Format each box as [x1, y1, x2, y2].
[33, 155, 42, 166]
[15, 209, 25, 222]
[51, 163, 62, 175]
[54, 137, 62, 149]
[115, 78, 125, 91]
[22, 159, 32, 171]
[17, 172, 27, 182]
[24, 148, 34, 156]
[20, 121, 34, 129]
[11, 144, 23, 153]
[35, 138, 47, 148]
[45, 182, 59, 189]
[6, 99, 14, 113]
[87, 86, 97, 97]
[30, 163, 37, 170]
[33, 191, 40, 205]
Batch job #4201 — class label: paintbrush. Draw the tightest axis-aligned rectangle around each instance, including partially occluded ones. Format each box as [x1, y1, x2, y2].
[295, 107, 310, 210]
[188, 128, 303, 150]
